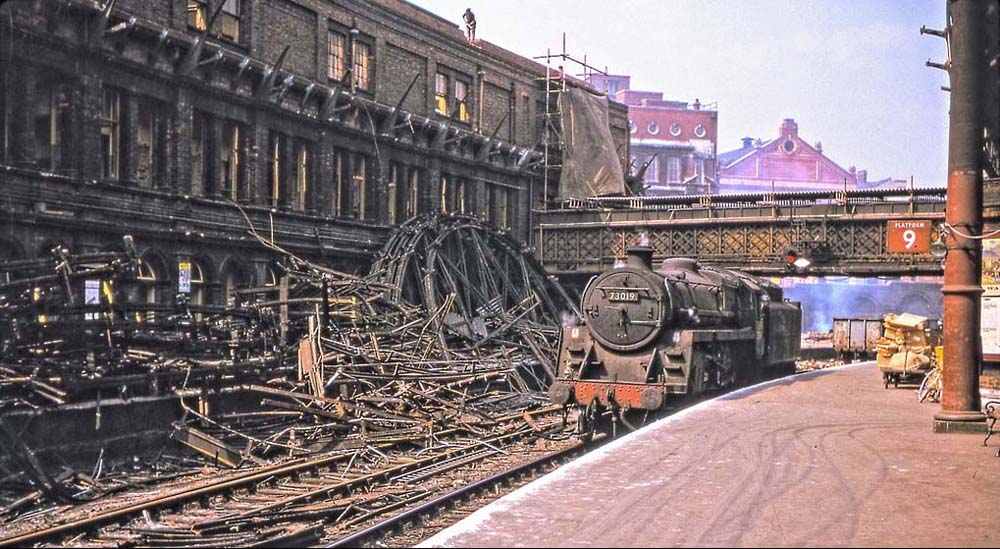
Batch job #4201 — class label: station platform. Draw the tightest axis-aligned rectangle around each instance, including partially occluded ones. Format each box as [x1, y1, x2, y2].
[420, 363, 1000, 548]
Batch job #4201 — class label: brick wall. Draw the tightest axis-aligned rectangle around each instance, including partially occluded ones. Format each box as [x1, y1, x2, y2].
[0, 0, 630, 261]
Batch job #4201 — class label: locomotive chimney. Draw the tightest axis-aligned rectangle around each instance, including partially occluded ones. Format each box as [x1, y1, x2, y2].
[625, 245, 654, 270]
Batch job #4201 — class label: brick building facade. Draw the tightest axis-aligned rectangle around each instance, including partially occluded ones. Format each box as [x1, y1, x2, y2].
[0, 0, 627, 306]
[718, 119, 859, 194]
[589, 74, 718, 195]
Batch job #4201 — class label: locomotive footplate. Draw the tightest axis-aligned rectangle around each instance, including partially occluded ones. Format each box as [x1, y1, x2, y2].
[551, 380, 668, 410]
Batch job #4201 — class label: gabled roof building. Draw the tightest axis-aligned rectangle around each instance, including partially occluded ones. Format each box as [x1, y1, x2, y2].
[718, 119, 858, 194]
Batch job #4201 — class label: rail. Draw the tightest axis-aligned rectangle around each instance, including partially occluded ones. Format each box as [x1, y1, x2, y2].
[325, 438, 592, 548]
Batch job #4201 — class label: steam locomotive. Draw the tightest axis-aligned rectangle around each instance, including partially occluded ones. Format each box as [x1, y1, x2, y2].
[549, 243, 802, 431]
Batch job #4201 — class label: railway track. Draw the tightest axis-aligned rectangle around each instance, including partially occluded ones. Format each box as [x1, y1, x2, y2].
[326, 438, 592, 548]
[0, 409, 576, 548]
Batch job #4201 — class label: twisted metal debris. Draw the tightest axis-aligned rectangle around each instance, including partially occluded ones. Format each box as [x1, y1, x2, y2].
[0, 214, 577, 526]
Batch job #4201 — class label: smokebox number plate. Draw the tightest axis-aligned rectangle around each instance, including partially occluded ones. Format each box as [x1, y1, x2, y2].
[607, 291, 639, 302]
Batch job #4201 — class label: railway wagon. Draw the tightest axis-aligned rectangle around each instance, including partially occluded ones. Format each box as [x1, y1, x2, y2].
[832, 317, 883, 357]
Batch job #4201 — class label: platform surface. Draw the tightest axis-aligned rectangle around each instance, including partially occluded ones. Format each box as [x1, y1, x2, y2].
[420, 363, 1000, 547]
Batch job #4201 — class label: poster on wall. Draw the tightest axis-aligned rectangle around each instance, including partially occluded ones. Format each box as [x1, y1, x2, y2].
[984, 238, 1000, 362]
[178, 262, 192, 294]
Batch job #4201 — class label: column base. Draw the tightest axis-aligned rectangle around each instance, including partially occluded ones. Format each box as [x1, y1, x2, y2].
[933, 410, 988, 433]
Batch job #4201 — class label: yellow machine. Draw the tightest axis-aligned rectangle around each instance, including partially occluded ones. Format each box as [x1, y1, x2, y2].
[876, 313, 941, 388]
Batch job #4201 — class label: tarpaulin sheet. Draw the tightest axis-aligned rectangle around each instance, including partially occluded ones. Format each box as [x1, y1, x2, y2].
[557, 87, 626, 198]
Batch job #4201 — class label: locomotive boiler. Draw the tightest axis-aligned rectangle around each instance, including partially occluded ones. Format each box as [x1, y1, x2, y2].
[549, 243, 801, 426]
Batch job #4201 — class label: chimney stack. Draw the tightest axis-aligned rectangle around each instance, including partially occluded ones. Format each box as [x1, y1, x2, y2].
[741, 137, 754, 149]
[780, 118, 799, 138]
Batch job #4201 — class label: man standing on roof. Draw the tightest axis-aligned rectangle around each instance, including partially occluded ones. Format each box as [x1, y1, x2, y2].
[463, 8, 476, 43]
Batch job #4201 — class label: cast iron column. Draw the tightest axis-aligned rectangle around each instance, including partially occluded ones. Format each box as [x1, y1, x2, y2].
[935, 0, 987, 428]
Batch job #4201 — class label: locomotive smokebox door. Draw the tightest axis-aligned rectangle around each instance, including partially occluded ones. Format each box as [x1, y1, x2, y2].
[583, 247, 669, 353]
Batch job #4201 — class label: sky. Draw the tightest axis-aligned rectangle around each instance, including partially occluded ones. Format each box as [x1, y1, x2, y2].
[412, 0, 950, 185]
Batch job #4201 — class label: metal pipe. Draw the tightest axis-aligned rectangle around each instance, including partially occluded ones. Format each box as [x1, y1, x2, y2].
[936, 0, 986, 425]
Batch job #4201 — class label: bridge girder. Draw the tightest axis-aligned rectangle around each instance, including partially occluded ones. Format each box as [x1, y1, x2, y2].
[534, 190, 948, 278]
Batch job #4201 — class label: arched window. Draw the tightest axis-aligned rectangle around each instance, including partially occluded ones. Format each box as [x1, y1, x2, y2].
[136, 258, 159, 322]
[189, 262, 205, 307]
[221, 262, 247, 307]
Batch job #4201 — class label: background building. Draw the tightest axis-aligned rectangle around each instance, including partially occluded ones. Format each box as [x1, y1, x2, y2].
[590, 74, 718, 195]
[718, 119, 859, 193]
[0, 0, 627, 306]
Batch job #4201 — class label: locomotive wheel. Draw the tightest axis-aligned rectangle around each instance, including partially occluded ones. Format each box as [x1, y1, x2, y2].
[576, 400, 599, 442]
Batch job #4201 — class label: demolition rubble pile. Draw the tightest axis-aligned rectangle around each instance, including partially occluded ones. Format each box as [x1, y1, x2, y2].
[0, 215, 574, 517]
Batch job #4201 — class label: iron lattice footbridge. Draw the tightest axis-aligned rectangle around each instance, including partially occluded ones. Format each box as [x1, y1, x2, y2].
[534, 187, 949, 279]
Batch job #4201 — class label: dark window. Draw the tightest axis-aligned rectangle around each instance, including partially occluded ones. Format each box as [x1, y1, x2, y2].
[221, 121, 242, 200]
[268, 131, 286, 207]
[406, 167, 420, 219]
[295, 141, 309, 211]
[100, 88, 121, 179]
[137, 98, 168, 188]
[191, 111, 207, 196]
[34, 79, 71, 172]
[352, 155, 367, 219]
[388, 163, 399, 224]
[332, 149, 343, 215]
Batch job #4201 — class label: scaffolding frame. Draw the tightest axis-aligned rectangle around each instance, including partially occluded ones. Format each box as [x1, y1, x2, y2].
[533, 33, 610, 209]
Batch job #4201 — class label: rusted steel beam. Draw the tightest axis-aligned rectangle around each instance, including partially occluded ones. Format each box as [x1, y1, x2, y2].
[936, 0, 987, 427]
[171, 426, 243, 468]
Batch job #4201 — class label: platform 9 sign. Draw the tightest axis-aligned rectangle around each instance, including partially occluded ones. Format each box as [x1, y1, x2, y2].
[887, 220, 931, 253]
